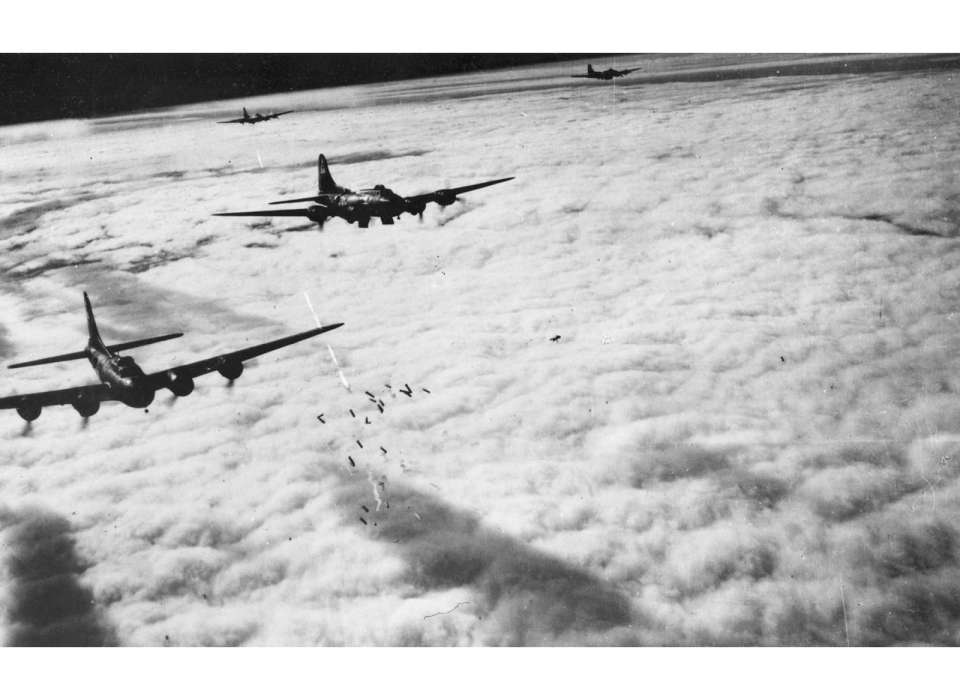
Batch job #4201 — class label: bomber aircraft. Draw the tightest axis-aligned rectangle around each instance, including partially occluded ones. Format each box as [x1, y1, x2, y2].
[218, 107, 295, 124]
[571, 63, 640, 80]
[0, 292, 343, 422]
[214, 154, 514, 229]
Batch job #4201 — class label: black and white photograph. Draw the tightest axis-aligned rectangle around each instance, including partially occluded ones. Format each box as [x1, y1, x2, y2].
[1, 6, 959, 684]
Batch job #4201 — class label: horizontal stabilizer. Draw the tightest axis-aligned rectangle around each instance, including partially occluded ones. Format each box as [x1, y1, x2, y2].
[8, 332, 183, 369]
[268, 196, 323, 205]
[106, 332, 183, 354]
[9, 350, 88, 369]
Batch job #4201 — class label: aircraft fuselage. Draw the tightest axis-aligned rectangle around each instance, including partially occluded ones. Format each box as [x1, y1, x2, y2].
[86, 344, 155, 408]
[235, 116, 272, 124]
[583, 68, 630, 80]
[311, 186, 413, 226]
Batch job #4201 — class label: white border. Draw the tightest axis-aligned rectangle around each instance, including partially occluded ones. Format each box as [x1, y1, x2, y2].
[2, 648, 959, 699]
[2, 1, 957, 697]
[2, 1, 957, 52]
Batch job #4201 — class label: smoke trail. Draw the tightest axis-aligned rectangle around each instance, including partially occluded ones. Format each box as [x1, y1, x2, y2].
[303, 291, 351, 391]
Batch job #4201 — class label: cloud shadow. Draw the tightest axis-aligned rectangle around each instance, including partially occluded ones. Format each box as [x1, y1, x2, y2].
[2, 507, 115, 646]
[337, 478, 636, 644]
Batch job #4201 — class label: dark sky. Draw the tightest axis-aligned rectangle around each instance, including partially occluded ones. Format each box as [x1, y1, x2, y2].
[0, 54, 585, 126]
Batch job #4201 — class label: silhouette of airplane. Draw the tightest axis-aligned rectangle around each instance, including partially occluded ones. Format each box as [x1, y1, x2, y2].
[218, 107, 294, 124]
[0, 292, 342, 422]
[214, 154, 514, 229]
[571, 63, 640, 80]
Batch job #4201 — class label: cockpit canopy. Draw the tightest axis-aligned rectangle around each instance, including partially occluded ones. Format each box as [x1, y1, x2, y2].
[114, 355, 141, 377]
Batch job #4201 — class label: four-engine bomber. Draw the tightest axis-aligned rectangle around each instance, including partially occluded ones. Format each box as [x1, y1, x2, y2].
[215, 154, 514, 229]
[0, 293, 342, 422]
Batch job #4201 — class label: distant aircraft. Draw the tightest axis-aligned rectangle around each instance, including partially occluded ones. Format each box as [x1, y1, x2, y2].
[570, 63, 640, 80]
[214, 154, 514, 229]
[0, 292, 343, 422]
[218, 107, 294, 124]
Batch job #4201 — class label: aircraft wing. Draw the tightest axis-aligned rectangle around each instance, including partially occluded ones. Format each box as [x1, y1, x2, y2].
[214, 209, 316, 218]
[570, 74, 592, 78]
[0, 383, 114, 411]
[143, 323, 343, 391]
[618, 68, 640, 75]
[218, 118, 247, 124]
[268, 111, 295, 118]
[404, 177, 515, 207]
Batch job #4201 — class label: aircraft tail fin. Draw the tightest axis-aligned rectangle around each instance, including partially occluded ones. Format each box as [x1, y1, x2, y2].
[8, 294, 183, 369]
[318, 154, 339, 193]
[8, 292, 103, 368]
[8, 332, 184, 369]
[83, 292, 183, 354]
[83, 291, 106, 351]
[588, 63, 594, 73]
[243, 107, 249, 119]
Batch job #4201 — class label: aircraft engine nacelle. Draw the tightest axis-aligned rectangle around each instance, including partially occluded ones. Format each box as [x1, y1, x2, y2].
[305, 207, 329, 228]
[17, 403, 41, 422]
[166, 371, 195, 397]
[71, 396, 100, 418]
[218, 359, 244, 381]
[435, 190, 457, 207]
[405, 200, 426, 216]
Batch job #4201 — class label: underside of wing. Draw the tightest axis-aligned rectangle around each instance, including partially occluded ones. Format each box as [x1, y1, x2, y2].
[218, 118, 244, 123]
[144, 323, 344, 391]
[407, 177, 515, 206]
[443, 177, 516, 197]
[214, 209, 315, 217]
[0, 383, 114, 413]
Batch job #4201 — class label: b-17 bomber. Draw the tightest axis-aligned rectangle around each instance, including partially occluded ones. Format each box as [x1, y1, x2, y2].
[571, 63, 641, 80]
[0, 293, 343, 422]
[218, 107, 295, 124]
[214, 154, 515, 229]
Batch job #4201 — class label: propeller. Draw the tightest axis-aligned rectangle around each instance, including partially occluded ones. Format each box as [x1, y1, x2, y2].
[81, 416, 90, 430]
[404, 199, 427, 220]
[20, 422, 33, 438]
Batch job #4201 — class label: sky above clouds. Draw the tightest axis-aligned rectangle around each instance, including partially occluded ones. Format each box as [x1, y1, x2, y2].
[1, 54, 960, 645]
